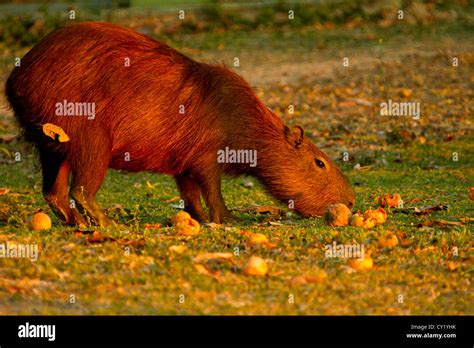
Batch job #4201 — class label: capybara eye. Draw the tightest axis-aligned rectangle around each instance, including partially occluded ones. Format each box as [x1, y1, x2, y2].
[315, 159, 326, 169]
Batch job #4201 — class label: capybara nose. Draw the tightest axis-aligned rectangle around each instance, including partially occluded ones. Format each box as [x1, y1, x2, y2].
[347, 200, 355, 210]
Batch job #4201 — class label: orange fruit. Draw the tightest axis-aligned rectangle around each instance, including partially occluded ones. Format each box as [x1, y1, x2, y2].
[351, 213, 364, 227]
[29, 212, 52, 231]
[171, 211, 191, 225]
[175, 218, 200, 236]
[379, 193, 402, 208]
[363, 207, 387, 225]
[324, 203, 352, 227]
[379, 233, 398, 248]
[347, 255, 374, 272]
[243, 256, 268, 276]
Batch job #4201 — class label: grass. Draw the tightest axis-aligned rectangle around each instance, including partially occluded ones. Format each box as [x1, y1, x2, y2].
[0, 21, 472, 315]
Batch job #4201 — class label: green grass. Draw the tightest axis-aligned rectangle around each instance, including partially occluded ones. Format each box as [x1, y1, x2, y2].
[0, 139, 472, 315]
[0, 21, 472, 315]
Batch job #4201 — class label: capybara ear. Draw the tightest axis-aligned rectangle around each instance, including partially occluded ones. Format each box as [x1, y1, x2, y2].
[285, 125, 304, 149]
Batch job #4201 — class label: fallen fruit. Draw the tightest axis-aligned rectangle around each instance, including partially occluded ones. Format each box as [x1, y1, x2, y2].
[379, 193, 402, 208]
[363, 207, 387, 225]
[361, 218, 376, 229]
[378, 232, 398, 248]
[351, 213, 376, 228]
[351, 213, 364, 227]
[243, 256, 268, 276]
[347, 255, 374, 272]
[175, 218, 200, 236]
[29, 212, 52, 231]
[290, 270, 328, 286]
[248, 233, 268, 246]
[171, 211, 191, 225]
[324, 203, 352, 227]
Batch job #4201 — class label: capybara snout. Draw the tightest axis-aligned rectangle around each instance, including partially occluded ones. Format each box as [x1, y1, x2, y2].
[6, 22, 355, 225]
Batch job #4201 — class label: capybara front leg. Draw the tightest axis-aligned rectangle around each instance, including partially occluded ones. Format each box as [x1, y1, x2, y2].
[70, 185, 112, 227]
[195, 172, 236, 224]
[175, 173, 208, 222]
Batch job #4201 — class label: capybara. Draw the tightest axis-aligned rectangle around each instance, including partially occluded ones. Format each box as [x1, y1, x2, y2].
[6, 22, 355, 226]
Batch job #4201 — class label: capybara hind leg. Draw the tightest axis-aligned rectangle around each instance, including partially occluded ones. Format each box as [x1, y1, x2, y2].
[69, 147, 112, 227]
[195, 172, 236, 224]
[39, 151, 76, 225]
[175, 173, 208, 222]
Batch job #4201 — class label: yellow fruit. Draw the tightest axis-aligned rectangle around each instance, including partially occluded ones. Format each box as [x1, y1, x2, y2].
[363, 207, 387, 225]
[324, 203, 352, 227]
[400, 88, 412, 98]
[361, 218, 376, 229]
[171, 211, 191, 225]
[29, 212, 52, 231]
[243, 256, 268, 276]
[351, 213, 364, 227]
[248, 233, 268, 246]
[379, 193, 402, 208]
[175, 218, 200, 236]
[347, 255, 373, 272]
[379, 233, 398, 248]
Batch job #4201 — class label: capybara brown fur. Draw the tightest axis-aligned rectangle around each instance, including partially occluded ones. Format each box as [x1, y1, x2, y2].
[6, 22, 355, 226]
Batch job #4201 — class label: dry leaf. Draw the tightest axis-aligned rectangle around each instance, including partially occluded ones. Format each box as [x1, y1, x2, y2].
[164, 196, 181, 203]
[42, 123, 70, 142]
[168, 245, 187, 254]
[236, 205, 282, 217]
[115, 238, 146, 246]
[86, 231, 108, 243]
[146, 180, 157, 189]
[289, 270, 327, 286]
[417, 220, 462, 227]
[0, 188, 11, 195]
[0, 134, 17, 143]
[413, 205, 448, 215]
[61, 243, 76, 252]
[445, 261, 459, 271]
[193, 264, 223, 281]
[193, 252, 234, 264]
[144, 223, 161, 231]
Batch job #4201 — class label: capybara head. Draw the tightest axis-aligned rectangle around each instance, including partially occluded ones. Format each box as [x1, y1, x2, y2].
[257, 124, 355, 217]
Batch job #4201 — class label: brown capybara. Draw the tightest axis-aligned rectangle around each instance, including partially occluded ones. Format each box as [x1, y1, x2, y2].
[6, 22, 355, 226]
